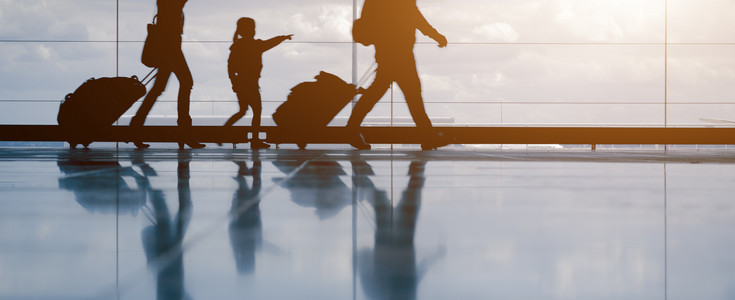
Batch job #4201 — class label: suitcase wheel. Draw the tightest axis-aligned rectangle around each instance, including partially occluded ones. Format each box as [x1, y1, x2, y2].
[298, 143, 307, 150]
[69, 143, 78, 149]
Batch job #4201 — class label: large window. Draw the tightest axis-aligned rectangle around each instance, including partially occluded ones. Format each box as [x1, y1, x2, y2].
[1, 0, 734, 128]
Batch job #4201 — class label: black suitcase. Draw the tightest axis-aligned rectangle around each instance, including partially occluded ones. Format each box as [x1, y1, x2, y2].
[58, 75, 147, 148]
[272, 71, 359, 147]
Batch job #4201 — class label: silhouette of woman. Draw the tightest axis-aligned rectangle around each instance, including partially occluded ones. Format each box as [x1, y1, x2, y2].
[130, 0, 205, 149]
[141, 151, 193, 300]
[223, 17, 293, 149]
[348, 0, 448, 150]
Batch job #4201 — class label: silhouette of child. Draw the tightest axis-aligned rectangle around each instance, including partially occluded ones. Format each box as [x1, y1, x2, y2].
[224, 17, 293, 149]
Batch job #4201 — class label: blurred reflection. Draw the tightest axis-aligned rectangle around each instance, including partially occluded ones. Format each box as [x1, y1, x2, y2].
[358, 161, 444, 300]
[273, 155, 351, 220]
[57, 152, 147, 215]
[141, 151, 193, 300]
[228, 155, 263, 275]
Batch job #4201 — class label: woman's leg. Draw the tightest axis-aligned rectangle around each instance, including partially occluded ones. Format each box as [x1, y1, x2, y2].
[130, 68, 172, 148]
[168, 49, 194, 127]
[131, 68, 172, 127]
[167, 48, 204, 149]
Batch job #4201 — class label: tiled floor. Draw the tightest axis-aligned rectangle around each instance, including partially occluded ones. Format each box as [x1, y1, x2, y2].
[0, 148, 734, 299]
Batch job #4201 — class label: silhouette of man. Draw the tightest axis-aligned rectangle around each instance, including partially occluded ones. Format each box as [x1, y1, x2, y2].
[357, 161, 444, 299]
[130, 0, 205, 149]
[348, 0, 448, 150]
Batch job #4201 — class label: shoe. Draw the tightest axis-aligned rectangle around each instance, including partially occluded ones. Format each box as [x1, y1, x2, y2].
[178, 140, 206, 150]
[177, 119, 206, 150]
[421, 132, 453, 150]
[349, 132, 371, 150]
[251, 140, 270, 150]
[130, 118, 150, 149]
[134, 141, 150, 149]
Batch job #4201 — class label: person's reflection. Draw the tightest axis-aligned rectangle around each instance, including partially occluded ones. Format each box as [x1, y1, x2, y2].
[273, 155, 351, 220]
[228, 155, 263, 275]
[141, 150, 193, 300]
[57, 152, 147, 215]
[358, 160, 443, 300]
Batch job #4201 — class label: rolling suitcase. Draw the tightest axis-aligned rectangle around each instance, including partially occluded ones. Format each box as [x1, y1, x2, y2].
[272, 71, 361, 148]
[57, 72, 153, 148]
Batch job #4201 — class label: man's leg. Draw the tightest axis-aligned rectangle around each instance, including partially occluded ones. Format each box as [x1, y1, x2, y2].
[395, 65, 432, 129]
[347, 69, 392, 128]
[346, 69, 392, 149]
[396, 63, 450, 150]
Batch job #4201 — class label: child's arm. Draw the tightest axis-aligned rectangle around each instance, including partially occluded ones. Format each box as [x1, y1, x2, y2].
[261, 34, 294, 52]
[227, 53, 238, 91]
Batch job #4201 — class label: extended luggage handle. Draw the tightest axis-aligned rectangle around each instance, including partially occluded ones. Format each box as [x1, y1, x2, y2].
[355, 62, 377, 93]
[141, 68, 158, 86]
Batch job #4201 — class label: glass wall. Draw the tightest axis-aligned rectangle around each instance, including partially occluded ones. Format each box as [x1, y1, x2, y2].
[0, 0, 733, 128]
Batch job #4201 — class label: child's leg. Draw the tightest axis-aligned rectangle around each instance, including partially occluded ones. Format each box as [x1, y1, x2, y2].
[224, 110, 246, 127]
[224, 91, 249, 126]
[250, 100, 262, 137]
[249, 91, 269, 149]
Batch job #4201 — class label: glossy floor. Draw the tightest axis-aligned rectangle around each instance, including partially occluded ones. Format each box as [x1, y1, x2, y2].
[1, 148, 734, 300]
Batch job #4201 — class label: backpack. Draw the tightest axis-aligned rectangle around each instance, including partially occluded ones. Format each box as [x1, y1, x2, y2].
[352, 0, 384, 46]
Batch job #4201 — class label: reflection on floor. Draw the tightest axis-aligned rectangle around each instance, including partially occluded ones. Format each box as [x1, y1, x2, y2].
[0, 148, 734, 300]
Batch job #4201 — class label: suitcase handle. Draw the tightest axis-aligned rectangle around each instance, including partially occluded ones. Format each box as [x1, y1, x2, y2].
[141, 68, 158, 86]
[356, 62, 377, 89]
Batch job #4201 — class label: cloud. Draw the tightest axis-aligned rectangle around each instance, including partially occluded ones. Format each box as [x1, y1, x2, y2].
[472, 23, 519, 42]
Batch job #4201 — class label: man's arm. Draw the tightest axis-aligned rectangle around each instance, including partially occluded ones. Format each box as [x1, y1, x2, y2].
[415, 7, 447, 48]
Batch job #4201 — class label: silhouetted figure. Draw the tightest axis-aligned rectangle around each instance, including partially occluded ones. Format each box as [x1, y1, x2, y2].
[358, 161, 444, 299]
[348, 0, 448, 150]
[130, 0, 205, 150]
[228, 159, 263, 275]
[273, 155, 352, 220]
[141, 151, 193, 300]
[223, 17, 293, 149]
[57, 152, 147, 215]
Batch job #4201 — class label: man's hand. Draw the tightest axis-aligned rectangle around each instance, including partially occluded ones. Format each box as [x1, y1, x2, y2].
[283, 34, 294, 40]
[434, 33, 447, 48]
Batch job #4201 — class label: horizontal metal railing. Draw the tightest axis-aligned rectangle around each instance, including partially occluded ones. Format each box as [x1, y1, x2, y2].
[1, 125, 733, 147]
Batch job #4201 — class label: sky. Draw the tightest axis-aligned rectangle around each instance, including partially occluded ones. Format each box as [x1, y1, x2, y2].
[1, 0, 734, 126]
